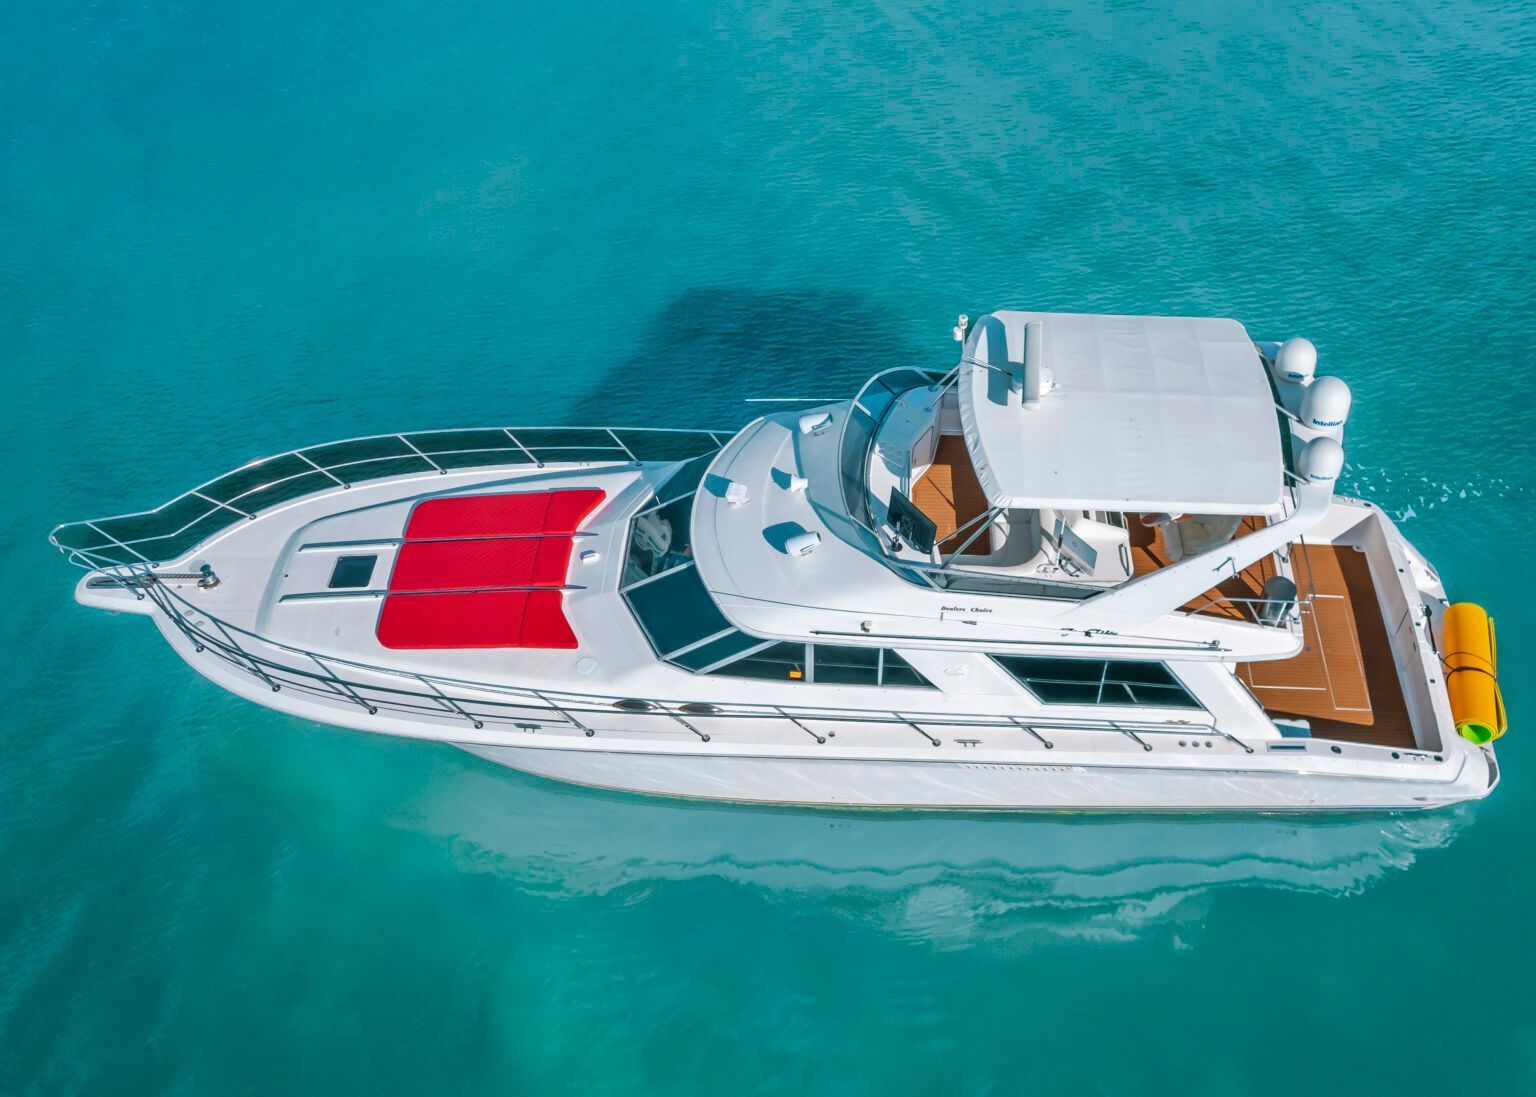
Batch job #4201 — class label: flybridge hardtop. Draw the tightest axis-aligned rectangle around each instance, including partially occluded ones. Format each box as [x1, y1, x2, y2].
[51, 309, 1507, 812]
[957, 312, 1284, 514]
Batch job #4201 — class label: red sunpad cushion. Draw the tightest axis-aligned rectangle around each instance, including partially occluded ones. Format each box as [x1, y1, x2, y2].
[542, 489, 606, 534]
[404, 489, 605, 539]
[376, 590, 579, 650]
[377, 488, 601, 650]
[519, 590, 577, 648]
[389, 539, 540, 592]
[377, 591, 531, 649]
[530, 538, 574, 585]
[386, 538, 574, 593]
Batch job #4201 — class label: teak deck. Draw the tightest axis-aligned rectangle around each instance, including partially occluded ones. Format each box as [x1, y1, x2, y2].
[1237, 545, 1416, 748]
[915, 445, 1417, 749]
[912, 435, 990, 553]
[1132, 520, 1415, 747]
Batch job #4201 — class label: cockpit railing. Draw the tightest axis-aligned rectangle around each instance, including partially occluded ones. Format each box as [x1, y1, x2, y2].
[49, 424, 729, 571]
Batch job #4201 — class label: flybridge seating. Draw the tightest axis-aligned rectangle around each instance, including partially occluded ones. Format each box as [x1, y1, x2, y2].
[375, 489, 604, 650]
[838, 312, 1322, 622]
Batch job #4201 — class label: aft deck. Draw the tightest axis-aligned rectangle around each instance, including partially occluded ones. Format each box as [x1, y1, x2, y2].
[1133, 522, 1417, 748]
[894, 426, 1417, 751]
[1236, 543, 1415, 748]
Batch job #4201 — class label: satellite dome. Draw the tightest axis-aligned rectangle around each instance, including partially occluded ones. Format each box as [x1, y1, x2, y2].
[1273, 337, 1317, 384]
[1299, 436, 1345, 483]
[1301, 375, 1352, 433]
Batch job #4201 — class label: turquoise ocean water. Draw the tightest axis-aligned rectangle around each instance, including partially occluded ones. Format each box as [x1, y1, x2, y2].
[4, 2, 1534, 1093]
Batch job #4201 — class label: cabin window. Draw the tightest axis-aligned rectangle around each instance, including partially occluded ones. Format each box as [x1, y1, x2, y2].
[811, 644, 880, 686]
[991, 655, 1202, 709]
[878, 650, 934, 689]
[621, 564, 731, 658]
[666, 629, 766, 672]
[699, 643, 936, 688]
[328, 555, 377, 589]
[708, 642, 809, 682]
[623, 493, 696, 587]
[811, 646, 934, 688]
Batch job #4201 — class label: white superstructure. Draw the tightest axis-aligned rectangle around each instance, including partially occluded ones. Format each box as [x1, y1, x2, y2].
[51, 310, 1505, 811]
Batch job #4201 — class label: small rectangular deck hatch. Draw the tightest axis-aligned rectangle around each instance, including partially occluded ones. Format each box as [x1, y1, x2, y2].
[329, 555, 378, 589]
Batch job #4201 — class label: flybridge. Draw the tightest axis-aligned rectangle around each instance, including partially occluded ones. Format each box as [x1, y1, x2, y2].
[692, 310, 1359, 648]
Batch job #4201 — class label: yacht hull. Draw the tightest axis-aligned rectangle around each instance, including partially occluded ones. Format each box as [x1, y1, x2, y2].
[455, 741, 1491, 813]
[51, 409, 1504, 817]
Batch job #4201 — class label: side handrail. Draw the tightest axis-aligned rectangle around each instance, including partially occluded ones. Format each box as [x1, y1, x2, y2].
[116, 577, 1238, 748]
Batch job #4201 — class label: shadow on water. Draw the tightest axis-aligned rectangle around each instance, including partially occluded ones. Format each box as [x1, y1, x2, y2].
[564, 287, 925, 430]
[406, 758, 1473, 951]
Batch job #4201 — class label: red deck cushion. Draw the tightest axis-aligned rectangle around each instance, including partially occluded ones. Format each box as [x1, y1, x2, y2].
[542, 489, 606, 535]
[404, 492, 550, 539]
[377, 591, 523, 649]
[389, 539, 537, 592]
[377, 488, 601, 650]
[403, 488, 605, 539]
[519, 590, 577, 648]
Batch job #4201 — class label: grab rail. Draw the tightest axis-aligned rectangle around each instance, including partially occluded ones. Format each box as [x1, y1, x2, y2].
[109, 576, 1228, 749]
[50, 424, 729, 570]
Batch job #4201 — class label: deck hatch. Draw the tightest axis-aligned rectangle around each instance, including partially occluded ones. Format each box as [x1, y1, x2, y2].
[328, 555, 377, 589]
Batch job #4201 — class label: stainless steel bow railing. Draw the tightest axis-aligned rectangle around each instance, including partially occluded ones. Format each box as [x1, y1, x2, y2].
[50, 424, 730, 570]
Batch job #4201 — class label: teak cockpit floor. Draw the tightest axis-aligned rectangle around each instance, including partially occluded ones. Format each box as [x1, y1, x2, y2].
[1238, 544, 1416, 748]
[912, 435, 990, 554]
[1132, 522, 1415, 748]
[1129, 515, 1272, 619]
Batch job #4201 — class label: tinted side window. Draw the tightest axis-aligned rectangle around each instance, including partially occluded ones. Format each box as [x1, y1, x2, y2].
[812, 644, 880, 686]
[668, 630, 768, 672]
[621, 565, 730, 657]
[880, 650, 935, 690]
[708, 642, 808, 683]
[992, 656, 1201, 709]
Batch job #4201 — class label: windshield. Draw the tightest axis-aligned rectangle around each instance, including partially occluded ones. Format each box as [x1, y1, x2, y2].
[833, 365, 1099, 603]
[837, 367, 952, 529]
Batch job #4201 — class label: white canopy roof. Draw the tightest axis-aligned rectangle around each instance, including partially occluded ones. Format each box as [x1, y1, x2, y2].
[957, 311, 1284, 515]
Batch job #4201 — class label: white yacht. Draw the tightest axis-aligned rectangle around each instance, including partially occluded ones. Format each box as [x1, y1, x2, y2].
[53, 311, 1508, 811]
